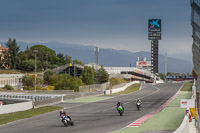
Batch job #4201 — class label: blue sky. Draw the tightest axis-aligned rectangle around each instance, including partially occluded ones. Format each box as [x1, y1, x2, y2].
[0, 0, 192, 61]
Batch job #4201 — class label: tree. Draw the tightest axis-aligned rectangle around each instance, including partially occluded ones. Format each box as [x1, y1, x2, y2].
[96, 66, 109, 84]
[22, 74, 35, 90]
[158, 73, 165, 80]
[73, 59, 84, 65]
[1, 50, 11, 68]
[22, 74, 43, 90]
[44, 70, 55, 84]
[81, 66, 94, 85]
[57, 53, 65, 66]
[48, 74, 82, 91]
[65, 54, 72, 64]
[0, 54, 2, 68]
[6, 38, 20, 69]
[16, 52, 28, 70]
[25, 44, 59, 70]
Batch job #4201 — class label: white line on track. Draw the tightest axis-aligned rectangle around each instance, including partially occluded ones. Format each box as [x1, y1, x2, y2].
[100, 84, 160, 112]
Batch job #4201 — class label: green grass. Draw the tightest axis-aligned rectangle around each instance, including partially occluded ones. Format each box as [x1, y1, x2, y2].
[110, 77, 128, 86]
[168, 92, 192, 107]
[113, 91, 191, 133]
[181, 82, 193, 91]
[65, 96, 113, 103]
[0, 69, 25, 74]
[113, 83, 141, 95]
[0, 106, 63, 125]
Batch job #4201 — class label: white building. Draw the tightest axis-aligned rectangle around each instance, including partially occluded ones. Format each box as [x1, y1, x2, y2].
[136, 57, 151, 72]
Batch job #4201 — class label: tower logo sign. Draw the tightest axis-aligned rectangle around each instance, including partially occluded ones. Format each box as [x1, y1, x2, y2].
[148, 19, 161, 32]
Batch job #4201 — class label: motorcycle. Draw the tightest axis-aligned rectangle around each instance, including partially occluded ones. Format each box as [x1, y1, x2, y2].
[61, 115, 74, 127]
[136, 102, 141, 110]
[117, 105, 124, 116]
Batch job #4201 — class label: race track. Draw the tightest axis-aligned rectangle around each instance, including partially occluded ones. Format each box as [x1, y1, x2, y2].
[0, 83, 183, 133]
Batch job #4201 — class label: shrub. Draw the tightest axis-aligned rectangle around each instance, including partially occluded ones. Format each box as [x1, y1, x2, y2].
[42, 86, 55, 90]
[3, 84, 14, 90]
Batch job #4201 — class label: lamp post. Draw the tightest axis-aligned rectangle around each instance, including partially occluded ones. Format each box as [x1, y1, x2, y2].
[33, 49, 38, 92]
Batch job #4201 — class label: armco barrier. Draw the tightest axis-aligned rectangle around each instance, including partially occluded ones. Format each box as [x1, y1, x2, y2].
[33, 91, 103, 108]
[33, 96, 62, 108]
[0, 101, 33, 114]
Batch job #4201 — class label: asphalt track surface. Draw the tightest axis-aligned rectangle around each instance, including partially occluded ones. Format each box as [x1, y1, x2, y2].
[0, 83, 183, 133]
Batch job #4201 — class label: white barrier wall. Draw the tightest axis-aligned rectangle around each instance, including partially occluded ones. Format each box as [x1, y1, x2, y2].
[106, 81, 140, 94]
[0, 101, 33, 114]
[173, 116, 190, 133]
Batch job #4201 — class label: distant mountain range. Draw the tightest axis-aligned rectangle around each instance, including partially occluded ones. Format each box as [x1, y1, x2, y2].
[0, 41, 193, 73]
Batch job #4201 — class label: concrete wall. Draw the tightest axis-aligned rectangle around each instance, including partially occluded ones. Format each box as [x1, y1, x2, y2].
[0, 101, 33, 114]
[79, 82, 110, 92]
[173, 115, 197, 133]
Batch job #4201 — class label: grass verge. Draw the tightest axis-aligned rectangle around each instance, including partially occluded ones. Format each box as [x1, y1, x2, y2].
[0, 106, 63, 125]
[111, 83, 141, 95]
[168, 91, 192, 107]
[65, 96, 113, 103]
[181, 82, 193, 91]
[110, 77, 128, 86]
[113, 91, 192, 133]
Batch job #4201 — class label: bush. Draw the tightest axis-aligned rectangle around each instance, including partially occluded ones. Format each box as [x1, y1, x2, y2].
[42, 86, 55, 90]
[3, 84, 14, 90]
[110, 77, 128, 86]
[49, 74, 83, 91]
[24, 86, 33, 90]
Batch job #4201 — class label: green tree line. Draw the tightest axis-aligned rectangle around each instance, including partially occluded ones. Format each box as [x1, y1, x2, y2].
[0, 38, 83, 71]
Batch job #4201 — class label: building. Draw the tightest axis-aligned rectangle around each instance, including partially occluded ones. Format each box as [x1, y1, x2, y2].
[136, 57, 151, 72]
[191, 0, 200, 130]
[0, 43, 8, 55]
[84, 63, 101, 70]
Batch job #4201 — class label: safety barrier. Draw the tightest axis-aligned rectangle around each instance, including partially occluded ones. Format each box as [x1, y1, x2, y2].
[173, 115, 191, 133]
[0, 92, 63, 101]
[0, 90, 104, 109]
[33, 91, 103, 108]
[0, 101, 33, 114]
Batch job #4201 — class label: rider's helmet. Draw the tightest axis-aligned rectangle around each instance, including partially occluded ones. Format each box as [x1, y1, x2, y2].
[60, 109, 64, 113]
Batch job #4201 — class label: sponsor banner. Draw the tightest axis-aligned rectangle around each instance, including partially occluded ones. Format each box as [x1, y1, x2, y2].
[148, 19, 161, 32]
[180, 99, 195, 108]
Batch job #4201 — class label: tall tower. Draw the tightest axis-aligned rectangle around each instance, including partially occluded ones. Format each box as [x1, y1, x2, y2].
[148, 19, 161, 74]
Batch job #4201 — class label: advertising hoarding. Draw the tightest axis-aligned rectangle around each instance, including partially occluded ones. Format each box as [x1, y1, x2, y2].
[148, 19, 161, 40]
[180, 99, 195, 108]
[148, 19, 161, 32]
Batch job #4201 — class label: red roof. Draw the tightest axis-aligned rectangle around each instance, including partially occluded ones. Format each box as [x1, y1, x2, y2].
[0, 47, 8, 50]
